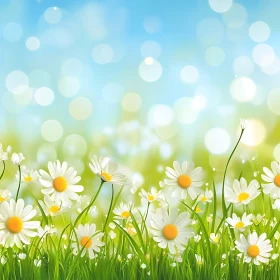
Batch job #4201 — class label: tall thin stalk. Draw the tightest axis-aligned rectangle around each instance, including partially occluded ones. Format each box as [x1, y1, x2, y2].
[103, 184, 114, 232]
[15, 165, 21, 202]
[221, 127, 245, 217]
[0, 161, 6, 181]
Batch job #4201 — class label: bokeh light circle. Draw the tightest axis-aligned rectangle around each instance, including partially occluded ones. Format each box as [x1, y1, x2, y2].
[209, 0, 232, 13]
[92, 44, 114, 65]
[121, 93, 142, 112]
[205, 128, 231, 155]
[252, 44, 275, 67]
[69, 97, 92, 120]
[140, 41, 161, 58]
[230, 76, 256, 102]
[174, 97, 199, 124]
[34, 87, 54, 106]
[138, 58, 162, 82]
[222, 3, 248, 28]
[26, 37, 40, 51]
[37, 144, 57, 164]
[63, 134, 87, 156]
[196, 18, 224, 46]
[3, 22, 23, 42]
[61, 58, 83, 76]
[143, 16, 162, 34]
[249, 21, 270, 43]
[58, 76, 80, 97]
[44, 7, 62, 24]
[148, 105, 173, 127]
[267, 88, 280, 116]
[241, 119, 266, 147]
[6, 71, 29, 95]
[41, 120, 63, 142]
[273, 144, 280, 162]
[232, 56, 255, 76]
[180, 65, 199, 84]
[205, 46, 225, 66]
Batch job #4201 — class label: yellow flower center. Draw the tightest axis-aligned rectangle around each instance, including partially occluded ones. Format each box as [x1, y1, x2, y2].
[49, 205, 60, 213]
[247, 245, 260, 258]
[121, 211, 130, 219]
[274, 174, 280, 187]
[6, 216, 23, 233]
[53, 177, 67, 192]
[201, 196, 207, 202]
[101, 172, 112, 182]
[235, 221, 245, 228]
[80, 236, 92, 249]
[148, 194, 154, 201]
[0, 196, 6, 202]
[162, 224, 178, 240]
[238, 192, 249, 202]
[195, 206, 201, 213]
[24, 176, 33, 182]
[177, 175, 192, 189]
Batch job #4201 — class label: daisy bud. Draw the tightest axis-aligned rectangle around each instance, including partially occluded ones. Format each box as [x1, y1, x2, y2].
[240, 119, 247, 129]
[11, 153, 25, 165]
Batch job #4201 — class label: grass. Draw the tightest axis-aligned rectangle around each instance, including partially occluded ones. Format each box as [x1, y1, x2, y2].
[0, 128, 280, 280]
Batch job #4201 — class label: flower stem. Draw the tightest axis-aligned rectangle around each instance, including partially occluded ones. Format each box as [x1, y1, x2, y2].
[74, 180, 104, 227]
[0, 160, 5, 180]
[141, 202, 150, 233]
[15, 165, 21, 202]
[103, 184, 114, 232]
[221, 128, 245, 217]
[249, 262, 253, 280]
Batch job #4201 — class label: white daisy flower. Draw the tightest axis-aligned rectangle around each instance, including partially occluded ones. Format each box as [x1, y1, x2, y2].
[0, 199, 40, 248]
[113, 202, 135, 221]
[164, 161, 205, 200]
[11, 153, 25, 165]
[235, 232, 273, 265]
[0, 148, 8, 161]
[252, 214, 265, 226]
[210, 233, 220, 244]
[139, 187, 163, 203]
[150, 208, 193, 254]
[16, 166, 40, 184]
[39, 160, 84, 206]
[0, 190, 11, 202]
[71, 223, 104, 259]
[225, 178, 260, 205]
[89, 156, 126, 185]
[38, 195, 67, 217]
[37, 225, 57, 239]
[262, 161, 280, 199]
[226, 213, 252, 232]
[198, 188, 213, 203]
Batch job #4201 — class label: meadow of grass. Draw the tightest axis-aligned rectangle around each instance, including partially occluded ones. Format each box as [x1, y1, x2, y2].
[0, 125, 280, 280]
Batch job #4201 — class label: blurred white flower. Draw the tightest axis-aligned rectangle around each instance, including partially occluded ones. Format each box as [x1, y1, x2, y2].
[11, 153, 25, 165]
[198, 188, 213, 203]
[18, 253, 26, 260]
[210, 233, 220, 244]
[16, 166, 40, 184]
[195, 254, 203, 265]
[252, 214, 265, 226]
[34, 259, 42, 267]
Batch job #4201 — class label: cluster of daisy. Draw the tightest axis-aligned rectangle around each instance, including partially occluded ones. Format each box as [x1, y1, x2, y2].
[0, 140, 280, 267]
